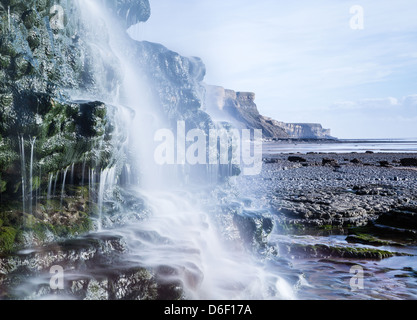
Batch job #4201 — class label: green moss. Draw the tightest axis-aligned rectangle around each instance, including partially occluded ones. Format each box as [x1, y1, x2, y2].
[282, 242, 411, 260]
[276, 222, 306, 234]
[0, 176, 6, 193]
[346, 234, 395, 247]
[0, 192, 94, 253]
[0, 226, 18, 253]
[321, 225, 335, 231]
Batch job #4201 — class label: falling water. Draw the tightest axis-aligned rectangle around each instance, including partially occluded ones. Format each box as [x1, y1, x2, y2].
[29, 137, 36, 215]
[89, 168, 95, 204]
[75, 0, 296, 300]
[81, 160, 86, 186]
[7, 6, 10, 31]
[70, 163, 75, 186]
[47, 173, 53, 202]
[37, 164, 41, 212]
[53, 172, 58, 197]
[97, 167, 117, 231]
[60, 166, 69, 209]
[19, 136, 26, 214]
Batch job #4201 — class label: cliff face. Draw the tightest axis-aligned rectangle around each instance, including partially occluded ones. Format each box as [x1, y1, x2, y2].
[204, 85, 334, 140]
[271, 121, 334, 140]
[128, 41, 212, 131]
[204, 86, 289, 139]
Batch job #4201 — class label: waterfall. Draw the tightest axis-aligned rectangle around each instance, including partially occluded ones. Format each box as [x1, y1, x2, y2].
[97, 167, 117, 231]
[81, 160, 86, 187]
[29, 137, 36, 215]
[60, 166, 69, 210]
[89, 168, 95, 204]
[7, 6, 10, 31]
[72, 0, 295, 300]
[70, 163, 75, 186]
[37, 164, 41, 212]
[47, 173, 53, 202]
[53, 172, 58, 197]
[18, 136, 26, 214]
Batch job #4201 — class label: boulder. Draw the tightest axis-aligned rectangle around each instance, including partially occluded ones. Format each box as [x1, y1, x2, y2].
[400, 158, 417, 167]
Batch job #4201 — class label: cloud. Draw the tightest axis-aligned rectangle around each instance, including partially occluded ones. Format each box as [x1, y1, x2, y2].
[332, 95, 416, 111]
[320, 95, 417, 138]
[331, 97, 400, 110]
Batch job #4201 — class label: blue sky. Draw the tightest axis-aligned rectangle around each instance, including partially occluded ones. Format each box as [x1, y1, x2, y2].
[129, 0, 417, 139]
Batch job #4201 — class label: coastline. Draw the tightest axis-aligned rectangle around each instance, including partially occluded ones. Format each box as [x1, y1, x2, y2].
[235, 144, 417, 299]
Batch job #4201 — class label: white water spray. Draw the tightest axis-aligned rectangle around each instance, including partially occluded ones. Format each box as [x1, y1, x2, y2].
[60, 166, 69, 210]
[76, 0, 295, 300]
[47, 173, 53, 202]
[19, 136, 26, 213]
[29, 137, 36, 215]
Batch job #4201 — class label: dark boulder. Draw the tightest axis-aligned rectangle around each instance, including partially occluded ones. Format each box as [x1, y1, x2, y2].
[322, 158, 339, 166]
[400, 158, 417, 167]
[288, 156, 307, 163]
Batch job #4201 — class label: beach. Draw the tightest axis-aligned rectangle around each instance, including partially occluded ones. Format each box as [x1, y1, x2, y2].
[229, 142, 417, 299]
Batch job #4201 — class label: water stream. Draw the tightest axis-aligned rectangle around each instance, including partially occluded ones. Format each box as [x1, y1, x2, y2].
[67, 0, 296, 299]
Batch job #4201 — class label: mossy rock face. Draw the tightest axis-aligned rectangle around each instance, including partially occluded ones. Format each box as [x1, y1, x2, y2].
[0, 95, 115, 196]
[0, 226, 18, 253]
[0, 185, 96, 253]
[0, 0, 130, 197]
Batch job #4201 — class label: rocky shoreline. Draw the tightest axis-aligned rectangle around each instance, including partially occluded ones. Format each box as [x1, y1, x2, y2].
[234, 151, 417, 260]
[262, 152, 417, 227]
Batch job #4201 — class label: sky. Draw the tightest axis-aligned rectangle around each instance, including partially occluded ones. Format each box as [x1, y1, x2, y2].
[128, 0, 417, 139]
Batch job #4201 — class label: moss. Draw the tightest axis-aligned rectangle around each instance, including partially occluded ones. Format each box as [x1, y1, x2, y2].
[48, 213, 93, 237]
[280, 242, 411, 260]
[0, 226, 18, 253]
[346, 234, 396, 247]
[276, 222, 306, 234]
[0, 176, 6, 193]
[23, 211, 93, 242]
[321, 225, 335, 231]
[0, 192, 95, 253]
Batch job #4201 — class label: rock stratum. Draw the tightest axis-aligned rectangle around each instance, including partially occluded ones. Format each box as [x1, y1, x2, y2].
[204, 85, 334, 140]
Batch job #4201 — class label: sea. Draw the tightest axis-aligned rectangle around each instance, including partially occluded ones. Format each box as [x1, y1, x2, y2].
[263, 138, 417, 155]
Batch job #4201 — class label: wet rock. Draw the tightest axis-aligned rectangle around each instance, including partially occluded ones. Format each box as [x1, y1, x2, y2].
[346, 234, 401, 247]
[288, 156, 307, 163]
[85, 280, 109, 300]
[400, 158, 417, 167]
[0, 233, 178, 300]
[233, 210, 274, 252]
[322, 158, 339, 166]
[263, 158, 280, 164]
[105, 0, 151, 28]
[277, 242, 411, 260]
[378, 208, 417, 230]
[379, 161, 391, 167]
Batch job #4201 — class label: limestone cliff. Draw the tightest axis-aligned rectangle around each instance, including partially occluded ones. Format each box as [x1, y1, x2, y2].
[273, 122, 334, 140]
[204, 85, 334, 140]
